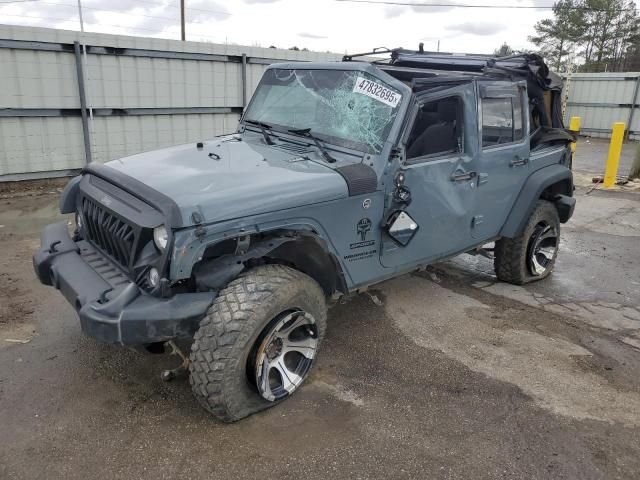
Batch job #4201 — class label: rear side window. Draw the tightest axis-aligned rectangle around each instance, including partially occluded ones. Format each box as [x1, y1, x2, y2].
[482, 95, 524, 148]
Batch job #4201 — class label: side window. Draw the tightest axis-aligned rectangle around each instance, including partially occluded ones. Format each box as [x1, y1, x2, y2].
[406, 96, 462, 160]
[481, 93, 524, 147]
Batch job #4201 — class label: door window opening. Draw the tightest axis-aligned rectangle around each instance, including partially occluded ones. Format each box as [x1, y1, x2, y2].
[406, 96, 463, 160]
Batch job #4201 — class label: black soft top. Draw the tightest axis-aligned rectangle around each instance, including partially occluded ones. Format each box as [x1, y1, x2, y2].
[389, 50, 563, 92]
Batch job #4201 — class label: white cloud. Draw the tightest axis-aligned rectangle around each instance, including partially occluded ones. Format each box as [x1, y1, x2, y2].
[0, 0, 551, 54]
[384, 2, 458, 17]
[447, 22, 508, 37]
[298, 32, 328, 39]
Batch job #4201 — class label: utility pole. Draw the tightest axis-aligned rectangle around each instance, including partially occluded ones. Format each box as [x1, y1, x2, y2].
[77, 0, 93, 159]
[180, 0, 186, 41]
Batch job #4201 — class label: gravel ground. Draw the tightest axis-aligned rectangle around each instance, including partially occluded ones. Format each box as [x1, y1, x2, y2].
[0, 186, 639, 480]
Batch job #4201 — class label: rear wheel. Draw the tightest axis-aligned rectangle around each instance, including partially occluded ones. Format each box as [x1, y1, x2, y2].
[494, 200, 560, 285]
[189, 265, 327, 422]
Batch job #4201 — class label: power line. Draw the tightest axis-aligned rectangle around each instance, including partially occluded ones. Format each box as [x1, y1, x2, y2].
[105, 0, 233, 17]
[335, 0, 639, 11]
[101, 0, 232, 16]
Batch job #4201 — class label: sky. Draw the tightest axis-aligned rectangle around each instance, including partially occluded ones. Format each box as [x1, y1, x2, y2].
[0, 0, 555, 55]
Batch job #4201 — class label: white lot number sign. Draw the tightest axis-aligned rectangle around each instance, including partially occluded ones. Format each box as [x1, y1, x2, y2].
[353, 76, 401, 108]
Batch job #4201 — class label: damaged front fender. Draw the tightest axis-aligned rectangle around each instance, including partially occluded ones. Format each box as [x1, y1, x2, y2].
[191, 235, 291, 291]
[170, 219, 348, 295]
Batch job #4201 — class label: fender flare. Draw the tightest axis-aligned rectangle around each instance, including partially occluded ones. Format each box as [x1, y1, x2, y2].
[59, 175, 82, 214]
[500, 164, 573, 238]
[191, 230, 348, 295]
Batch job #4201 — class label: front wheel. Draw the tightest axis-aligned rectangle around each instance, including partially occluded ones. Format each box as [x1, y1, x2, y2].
[494, 200, 561, 285]
[189, 265, 327, 422]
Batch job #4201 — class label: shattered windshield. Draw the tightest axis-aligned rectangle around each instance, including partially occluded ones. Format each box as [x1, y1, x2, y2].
[244, 69, 403, 154]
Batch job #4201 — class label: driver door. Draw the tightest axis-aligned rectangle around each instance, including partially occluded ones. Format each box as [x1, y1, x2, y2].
[380, 82, 480, 269]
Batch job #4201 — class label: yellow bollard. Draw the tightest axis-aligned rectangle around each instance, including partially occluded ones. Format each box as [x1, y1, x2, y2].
[569, 116, 581, 158]
[603, 122, 626, 188]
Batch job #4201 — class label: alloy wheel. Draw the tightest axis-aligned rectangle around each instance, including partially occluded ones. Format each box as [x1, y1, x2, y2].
[251, 309, 318, 401]
[527, 220, 558, 276]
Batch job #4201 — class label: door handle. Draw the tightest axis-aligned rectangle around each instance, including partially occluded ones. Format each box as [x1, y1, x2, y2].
[510, 156, 529, 167]
[450, 170, 477, 182]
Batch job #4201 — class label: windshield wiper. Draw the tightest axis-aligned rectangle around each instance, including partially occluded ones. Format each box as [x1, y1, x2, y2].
[245, 119, 275, 146]
[287, 128, 336, 163]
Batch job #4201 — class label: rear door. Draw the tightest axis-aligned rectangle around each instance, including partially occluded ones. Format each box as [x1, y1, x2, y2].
[472, 80, 529, 239]
[380, 82, 480, 269]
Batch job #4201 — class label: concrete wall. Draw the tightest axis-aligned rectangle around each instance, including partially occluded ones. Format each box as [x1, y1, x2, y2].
[0, 24, 342, 180]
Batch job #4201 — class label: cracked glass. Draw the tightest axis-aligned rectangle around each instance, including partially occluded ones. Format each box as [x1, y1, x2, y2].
[244, 69, 402, 154]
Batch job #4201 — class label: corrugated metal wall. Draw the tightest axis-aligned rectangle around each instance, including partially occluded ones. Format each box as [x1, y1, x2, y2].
[3, 25, 640, 179]
[564, 72, 640, 140]
[0, 24, 342, 180]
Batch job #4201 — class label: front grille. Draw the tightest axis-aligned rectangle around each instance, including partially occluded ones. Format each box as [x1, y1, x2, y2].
[81, 197, 136, 269]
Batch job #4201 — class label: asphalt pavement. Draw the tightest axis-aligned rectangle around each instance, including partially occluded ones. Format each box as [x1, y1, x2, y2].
[0, 184, 639, 480]
[573, 137, 636, 176]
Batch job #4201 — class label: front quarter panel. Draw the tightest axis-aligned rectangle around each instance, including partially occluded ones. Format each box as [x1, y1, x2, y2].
[170, 191, 391, 291]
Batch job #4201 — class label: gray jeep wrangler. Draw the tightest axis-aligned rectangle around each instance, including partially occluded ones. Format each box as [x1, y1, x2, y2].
[33, 48, 576, 421]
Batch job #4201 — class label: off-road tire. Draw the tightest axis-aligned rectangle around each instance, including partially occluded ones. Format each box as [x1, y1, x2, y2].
[494, 200, 560, 285]
[189, 264, 327, 422]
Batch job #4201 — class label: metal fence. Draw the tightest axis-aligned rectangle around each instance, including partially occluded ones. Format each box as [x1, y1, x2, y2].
[3, 25, 640, 181]
[563, 72, 640, 140]
[0, 24, 342, 181]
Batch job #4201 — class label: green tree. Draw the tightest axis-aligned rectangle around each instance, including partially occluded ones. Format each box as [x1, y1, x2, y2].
[580, 0, 639, 71]
[494, 42, 514, 56]
[529, 0, 639, 72]
[529, 0, 587, 71]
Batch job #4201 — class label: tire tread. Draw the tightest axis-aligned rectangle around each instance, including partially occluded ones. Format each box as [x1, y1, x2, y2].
[494, 199, 560, 285]
[189, 264, 326, 422]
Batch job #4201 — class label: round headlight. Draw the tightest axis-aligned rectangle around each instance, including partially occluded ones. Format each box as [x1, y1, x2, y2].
[153, 225, 168, 251]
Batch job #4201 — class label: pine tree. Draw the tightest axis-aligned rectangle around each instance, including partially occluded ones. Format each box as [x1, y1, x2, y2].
[494, 43, 514, 56]
[529, 0, 587, 71]
[529, 0, 639, 72]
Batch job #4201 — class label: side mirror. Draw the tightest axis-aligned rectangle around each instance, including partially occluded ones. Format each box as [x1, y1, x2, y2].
[386, 210, 419, 246]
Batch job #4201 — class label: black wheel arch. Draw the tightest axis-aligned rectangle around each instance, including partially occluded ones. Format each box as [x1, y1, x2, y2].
[500, 163, 574, 239]
[191, 230, 348, 297]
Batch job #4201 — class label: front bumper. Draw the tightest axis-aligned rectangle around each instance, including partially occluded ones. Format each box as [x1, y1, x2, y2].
[33, 221, 214, 345]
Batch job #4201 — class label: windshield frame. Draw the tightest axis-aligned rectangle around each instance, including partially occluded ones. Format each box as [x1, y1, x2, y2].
[240, 63, 411, 156]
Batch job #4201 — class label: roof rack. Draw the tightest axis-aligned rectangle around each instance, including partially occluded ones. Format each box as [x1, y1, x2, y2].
[343, 45, 562, 92]
[342, 47, 400, 63]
